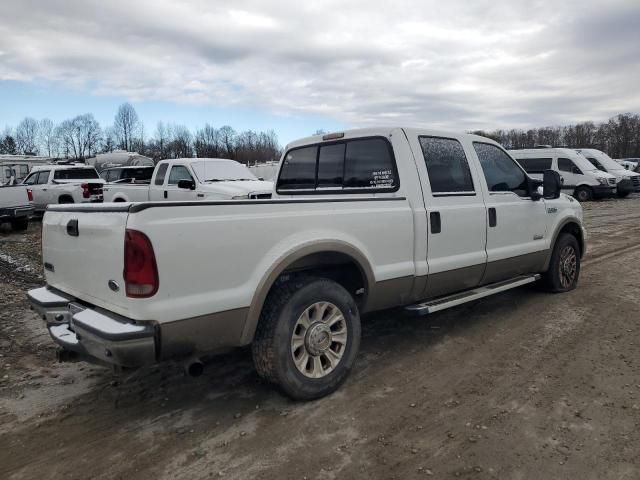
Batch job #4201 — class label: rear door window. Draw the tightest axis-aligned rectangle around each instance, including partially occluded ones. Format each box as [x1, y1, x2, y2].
[36, 171, 50, 184]
[419, 136, 475, 194]
[154, 164, 169, 185]
[24, 172, 39, 185]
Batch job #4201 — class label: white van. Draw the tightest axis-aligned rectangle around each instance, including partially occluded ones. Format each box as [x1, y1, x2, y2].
[576, 149, 640, 198]
[509, 147, 616, 202]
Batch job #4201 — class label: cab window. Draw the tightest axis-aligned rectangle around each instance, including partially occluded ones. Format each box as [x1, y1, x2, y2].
[516, 157, 552, 174]
[277, 137, 399, 193]
[168, 165, 194, 185]
[419, 136, 475, 194]
[473, 143, 528, 197]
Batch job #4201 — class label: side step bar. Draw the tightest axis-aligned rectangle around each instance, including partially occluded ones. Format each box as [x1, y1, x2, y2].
[405, 274, 541, 316]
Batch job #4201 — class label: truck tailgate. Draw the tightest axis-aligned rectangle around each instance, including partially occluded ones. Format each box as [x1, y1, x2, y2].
[42, 207, 130, 313]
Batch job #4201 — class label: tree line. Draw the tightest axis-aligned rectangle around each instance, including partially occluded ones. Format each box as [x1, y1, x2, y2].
[0, 103, 282, 164]
[472, 113, 640, 158]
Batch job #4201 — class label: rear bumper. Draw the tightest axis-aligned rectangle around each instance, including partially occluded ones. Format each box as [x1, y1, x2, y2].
[28, 286, 156, 368]
[0, 205, 34, 221]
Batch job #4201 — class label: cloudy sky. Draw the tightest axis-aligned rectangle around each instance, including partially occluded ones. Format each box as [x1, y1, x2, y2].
[1, 0, 639, 144]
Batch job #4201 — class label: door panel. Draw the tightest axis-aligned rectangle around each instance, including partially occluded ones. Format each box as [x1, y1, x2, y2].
[472, 142, 548, 282]
[166, 165, 197, 201]
[406, 134, 488, 299]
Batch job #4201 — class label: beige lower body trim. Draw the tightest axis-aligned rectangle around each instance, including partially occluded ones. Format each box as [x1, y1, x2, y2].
[159, 308, 249, 359]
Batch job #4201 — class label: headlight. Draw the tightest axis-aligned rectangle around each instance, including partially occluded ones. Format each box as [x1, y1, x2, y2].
[597, 177, 608, 185]
[232, 194, 249, 199]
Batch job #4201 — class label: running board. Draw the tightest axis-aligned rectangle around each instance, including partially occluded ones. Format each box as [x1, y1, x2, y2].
[405, 274, 541, 316]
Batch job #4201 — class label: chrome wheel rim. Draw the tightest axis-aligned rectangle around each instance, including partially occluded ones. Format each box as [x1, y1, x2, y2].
[559, 245, 577, 288]
[290, 302, 348, 379]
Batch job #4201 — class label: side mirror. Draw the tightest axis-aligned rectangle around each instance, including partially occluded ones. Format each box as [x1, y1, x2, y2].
[529, 178, 543, 201]
[572, 167, 582, 175]
[177, 179, 196, 190]
[543, 170, 562, 199]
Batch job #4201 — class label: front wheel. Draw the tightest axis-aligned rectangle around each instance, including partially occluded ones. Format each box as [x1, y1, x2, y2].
[617, 190, 631, 198]
[574, 186, 592, 202]
[252, 277, 361, 400]
[541, 233, 580, 293]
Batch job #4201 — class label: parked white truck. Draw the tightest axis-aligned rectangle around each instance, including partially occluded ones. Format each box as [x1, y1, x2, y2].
[576, 149, 640, 197]
[22, 165, 104, 213]
[0, 185, 34, 231]
[28, 128, 586, 400]
[103, 158, 273, 202]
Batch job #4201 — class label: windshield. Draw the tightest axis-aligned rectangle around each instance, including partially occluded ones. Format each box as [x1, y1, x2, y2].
[53, 168, 100, 180]
[567, 153, 600, 173]
[579, 150, 625, 172]
[190, 160, 258, 182]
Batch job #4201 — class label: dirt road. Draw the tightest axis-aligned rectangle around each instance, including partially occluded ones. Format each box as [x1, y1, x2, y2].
[1, 198, 639, 480]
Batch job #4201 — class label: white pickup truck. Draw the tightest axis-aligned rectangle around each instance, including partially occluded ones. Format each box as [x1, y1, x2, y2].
[22, 165, 105, 213]
[103, 158, 273, 202]
[28, 128, 586, 400]
[0, 185, 34, 231]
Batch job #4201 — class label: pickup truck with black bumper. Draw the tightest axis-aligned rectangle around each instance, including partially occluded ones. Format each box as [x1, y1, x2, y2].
[28, 128, 586, 400]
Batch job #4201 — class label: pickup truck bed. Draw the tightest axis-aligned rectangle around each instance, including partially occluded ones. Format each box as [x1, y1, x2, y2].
[29, 127, 587, 400]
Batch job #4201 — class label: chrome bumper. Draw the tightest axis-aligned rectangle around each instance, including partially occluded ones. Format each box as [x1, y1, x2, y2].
[28, 286, 156, 367]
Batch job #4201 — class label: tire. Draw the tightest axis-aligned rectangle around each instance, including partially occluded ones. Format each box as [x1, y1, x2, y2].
[10, 217, 29, 231]
[617, 190, 630, 198]
[541, 233, 580, 293]
[58, 196, 74, 204]
[252, 276, 361, 401]
[573, 186, 592, 202]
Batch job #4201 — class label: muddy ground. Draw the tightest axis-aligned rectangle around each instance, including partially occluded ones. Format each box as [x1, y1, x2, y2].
[1, 198, 639, 480]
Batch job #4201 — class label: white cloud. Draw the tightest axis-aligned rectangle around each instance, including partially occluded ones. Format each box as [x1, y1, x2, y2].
[0, 0, 639, 131]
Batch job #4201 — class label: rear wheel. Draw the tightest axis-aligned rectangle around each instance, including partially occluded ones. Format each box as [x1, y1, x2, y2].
[541, 233, 580, 293]
[58, 196, 74, 204]
[574, 186, 592, 202]
[10, 217, 28, 231]
[252, 276, 361, 400]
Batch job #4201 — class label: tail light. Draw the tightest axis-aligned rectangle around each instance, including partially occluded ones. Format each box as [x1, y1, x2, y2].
[27, 189, 33, 202]
[124, 229, 159, 298]
[81, 183, 90, 198]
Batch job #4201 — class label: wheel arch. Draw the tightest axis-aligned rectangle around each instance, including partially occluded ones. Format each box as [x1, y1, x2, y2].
[240, 241, 375, 345]
[544, 217, 585, 270]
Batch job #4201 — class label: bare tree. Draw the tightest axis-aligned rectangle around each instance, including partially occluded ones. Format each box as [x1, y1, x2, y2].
[168, 124, 192, 158]
[57, 114, 102, 160]
[38, 118, 59, 157]
[113, 102, 141, 151]
[15, 117, 39, 154]
[194, 124, 222, 158]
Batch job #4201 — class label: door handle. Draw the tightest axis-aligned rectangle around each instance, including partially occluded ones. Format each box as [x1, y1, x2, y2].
[488, 208, 497, 227]
[430, 211, 441, 234]
[164, 190, 168, 199]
